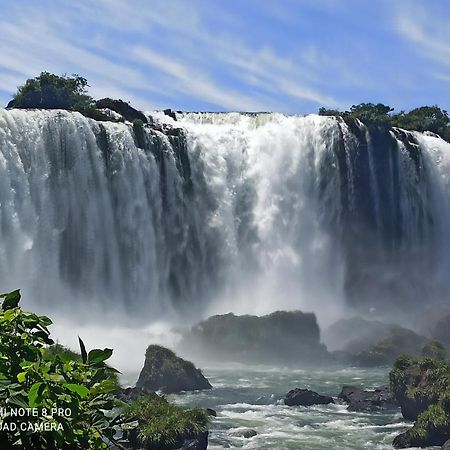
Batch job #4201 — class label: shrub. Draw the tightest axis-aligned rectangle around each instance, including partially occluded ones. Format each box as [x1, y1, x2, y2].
[422, 340, 447, 360]
[123, 394, 208, 450]
[0, 289, 128, 449]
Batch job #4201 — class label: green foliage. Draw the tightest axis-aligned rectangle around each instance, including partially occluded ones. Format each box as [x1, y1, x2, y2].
[318, 107, 341, 117]
[0, 289, 128, 449]
[124, 394, 208, 450]
[347, 103, 394, 126]
[422, 340, 447, 360]
[392, 106, 450, 140]
[318, 103, 450, 141]
[12, 72, 94, 112]
[132, 119, 144, 128]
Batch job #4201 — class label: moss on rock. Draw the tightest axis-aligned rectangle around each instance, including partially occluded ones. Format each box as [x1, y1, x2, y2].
[390, 349, 450, 447]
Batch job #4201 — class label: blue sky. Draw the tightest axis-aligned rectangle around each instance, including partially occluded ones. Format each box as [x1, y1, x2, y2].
[0, 0, 449, 113]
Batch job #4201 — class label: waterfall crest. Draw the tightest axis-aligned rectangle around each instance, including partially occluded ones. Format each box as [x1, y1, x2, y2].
[1, 109, 449, 323]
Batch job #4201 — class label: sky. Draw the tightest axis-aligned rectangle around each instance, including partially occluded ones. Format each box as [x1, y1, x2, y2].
[0, 0, 450, 114]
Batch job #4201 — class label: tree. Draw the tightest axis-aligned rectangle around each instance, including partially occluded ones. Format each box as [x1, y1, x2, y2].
[10, 72, 94, 112]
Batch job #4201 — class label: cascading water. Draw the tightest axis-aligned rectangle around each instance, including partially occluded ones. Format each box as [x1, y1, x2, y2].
[0, 108, 449, 326]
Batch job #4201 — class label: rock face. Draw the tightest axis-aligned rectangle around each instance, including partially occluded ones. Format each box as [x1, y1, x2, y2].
[136, 345, 212, 393]
[338, 385, 398, 412]
[352, 327, 426, 367]
[95, 98, 148, 123]
[181, 311, 329, 365]
[284, 389, 334, 407]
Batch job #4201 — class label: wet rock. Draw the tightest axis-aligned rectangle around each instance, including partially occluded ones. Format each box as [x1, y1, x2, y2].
[136, 345, 212, 394]
[229, 428, 257, 438]
[163, 108, 177, 121]
[285, 388, 334, 407]
[115, 386, 150, 403]
[179, 431, 208, 450]
[95, 98, 148, 123]
[339, 385, 398, 412]
[206, 408, 217, 417]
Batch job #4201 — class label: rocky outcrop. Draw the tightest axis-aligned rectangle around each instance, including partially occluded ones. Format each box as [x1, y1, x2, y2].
[352, 327, 426, 367]
[181, 311, 330, 365]
[390, 354, 450, 448]
[95, 98, 148, 123]
[136, 345, 212, 394]
[323, 317, 395, 353]
[338, 385, 398, 412]
[284, 388, 334, 407]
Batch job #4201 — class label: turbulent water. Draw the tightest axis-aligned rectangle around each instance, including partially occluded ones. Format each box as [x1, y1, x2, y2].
[1, 109, 450, 324]
[122, 364, 412, 450]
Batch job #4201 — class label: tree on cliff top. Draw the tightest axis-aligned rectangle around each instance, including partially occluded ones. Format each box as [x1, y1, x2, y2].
[10, 72, 94, 112]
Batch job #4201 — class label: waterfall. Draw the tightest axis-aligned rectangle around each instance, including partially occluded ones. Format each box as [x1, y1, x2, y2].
[0, 108, 449, 324]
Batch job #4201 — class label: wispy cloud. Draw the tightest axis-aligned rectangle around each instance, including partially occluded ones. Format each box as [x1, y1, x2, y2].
[0, 0, 448, 112]
[394, 4, 450, 76]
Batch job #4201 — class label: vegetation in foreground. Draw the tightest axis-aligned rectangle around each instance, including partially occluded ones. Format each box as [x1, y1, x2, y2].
[0, 290, 209, 449]
[124, 394, 208, 450]
[389, 342, 450, 448]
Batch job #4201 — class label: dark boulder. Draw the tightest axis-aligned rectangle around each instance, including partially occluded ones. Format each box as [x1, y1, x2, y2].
[229, 428, 257, 438]
[284, 388, 334, 407]
[163, 108, 177, 121]
[136, 345, 212, 394]
[6, 99, 15, 108]
[393, 423, 450, 448]
[115, 386, 149, 403]
[339, 385, 398, 412]
[180, 311, 330, 365]
[95, 98, 148, 123]
[179, 431, 208, 450]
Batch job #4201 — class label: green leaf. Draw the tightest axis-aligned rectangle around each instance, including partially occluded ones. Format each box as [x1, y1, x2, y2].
[63, 383, 90, 398]
[9, 396, 30, 409]
[1, 289, 21, 311]
[88, 348, 113, 365]
[28, 382, 44, 407]
[38, 315, 53, 327]
[17, 372, 26, 383]
[78, 337, 87, 364]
